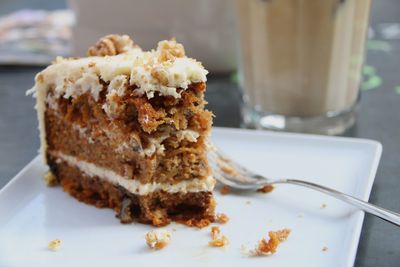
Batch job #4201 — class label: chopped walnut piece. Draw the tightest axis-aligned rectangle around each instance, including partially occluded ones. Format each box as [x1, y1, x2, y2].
[43, 171, 58, 186]
[47, 239, 61, 251]
[220, 185, 231, 195]
[257, 184, 275, 193]
[208, 226, 229, 248]
[87, 34, 135, 56]
[145, 229, 171, 250]
[118, 197, 134, 224]
[216, 213, 229, 224]
[157, 38, 185, 62]
[243, 228, 291, 256]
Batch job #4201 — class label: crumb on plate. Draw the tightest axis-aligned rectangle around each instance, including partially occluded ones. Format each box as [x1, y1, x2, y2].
[322, 246, 328, 252]
[245, 200, 251, 205]
[257, 184, 274, 193]
[242, 228, 291, 256]
[145, 229, 171, 250]
[44, 171, 58, 186]
[321, 203, 327, 209]
[216, 213, 229, 224]
[48, 239, 61, 251]
[208, 226, 229, 247]
[220, 185, 230, 195]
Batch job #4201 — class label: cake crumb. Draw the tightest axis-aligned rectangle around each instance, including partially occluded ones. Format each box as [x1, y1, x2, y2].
[322, 246, 328, 252]
[297, 214, 304, 218]
[215, 213, 230, 224]
[245, 200, 251, 205]
[220, 186, 231, 195]
[47, 239, 61, 251]
[208, 226, 229, 247]
[257, 184, 274, 193]
[321, 203, 327, 209]
[145, 229, 171, 250]
[242, 228, 291, 256]
[177, 218, 212, 228]
[211, 226, 220, 239]
[43, 171, 58, 187]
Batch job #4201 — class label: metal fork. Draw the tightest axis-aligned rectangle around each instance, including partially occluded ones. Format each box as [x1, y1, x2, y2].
[208, 144, 400, 227]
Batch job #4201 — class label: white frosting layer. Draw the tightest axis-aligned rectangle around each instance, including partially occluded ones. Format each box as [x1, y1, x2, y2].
[56, 153, 215, 195]
[30, 41, 207, 101]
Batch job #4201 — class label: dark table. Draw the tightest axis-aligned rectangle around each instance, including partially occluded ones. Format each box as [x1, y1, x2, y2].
[0, 1, 399, 266]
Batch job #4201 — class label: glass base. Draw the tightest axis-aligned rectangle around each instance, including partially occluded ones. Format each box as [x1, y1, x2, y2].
[242, 104, 357, 135]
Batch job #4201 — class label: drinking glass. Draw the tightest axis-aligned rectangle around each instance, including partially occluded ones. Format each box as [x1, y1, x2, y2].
[236, 0, 371, 135]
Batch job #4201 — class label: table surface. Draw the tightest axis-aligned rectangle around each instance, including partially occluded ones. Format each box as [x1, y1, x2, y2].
[0, 1, 399, 266]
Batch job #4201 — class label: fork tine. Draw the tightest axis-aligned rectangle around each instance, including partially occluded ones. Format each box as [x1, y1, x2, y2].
[207, 141, 264, 188]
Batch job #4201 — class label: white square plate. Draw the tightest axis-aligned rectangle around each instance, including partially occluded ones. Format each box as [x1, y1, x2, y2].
[0, 127, 382, 267]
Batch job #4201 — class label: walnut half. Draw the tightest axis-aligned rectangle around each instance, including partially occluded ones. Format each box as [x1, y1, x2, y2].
[157, 38, 185, 62]
[87, 34, 135, 56]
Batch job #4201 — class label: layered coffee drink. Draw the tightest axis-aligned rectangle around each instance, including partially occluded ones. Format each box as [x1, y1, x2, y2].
[236, 0, 371, 134]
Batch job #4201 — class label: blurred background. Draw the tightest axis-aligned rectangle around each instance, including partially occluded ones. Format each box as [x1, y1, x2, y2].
[0, 1, 399, 266]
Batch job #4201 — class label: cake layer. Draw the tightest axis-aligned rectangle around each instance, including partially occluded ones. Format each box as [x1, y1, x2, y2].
[49, 152, 215, 195]
[45, 81, 211, 136]
[45, 104, 211, 183]
[50, 158, 216, 226]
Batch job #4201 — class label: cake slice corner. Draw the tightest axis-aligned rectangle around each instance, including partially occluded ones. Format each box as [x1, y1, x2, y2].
[29, 34, 216, 227]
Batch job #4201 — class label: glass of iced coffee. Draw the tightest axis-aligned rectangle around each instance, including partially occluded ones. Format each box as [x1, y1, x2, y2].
[236, 0, 371, 135]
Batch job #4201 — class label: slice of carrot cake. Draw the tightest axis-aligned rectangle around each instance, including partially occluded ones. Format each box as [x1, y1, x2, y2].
[28, 34, 216, 226]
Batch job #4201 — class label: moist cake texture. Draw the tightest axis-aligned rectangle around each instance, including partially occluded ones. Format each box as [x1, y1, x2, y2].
[28, 34, 216, 226]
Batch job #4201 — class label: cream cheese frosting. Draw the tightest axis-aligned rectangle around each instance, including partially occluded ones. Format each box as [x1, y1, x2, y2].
[29, 38, 208, 101]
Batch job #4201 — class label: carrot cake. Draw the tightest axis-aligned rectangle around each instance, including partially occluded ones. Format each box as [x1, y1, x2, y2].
[28, 34, 216, 226]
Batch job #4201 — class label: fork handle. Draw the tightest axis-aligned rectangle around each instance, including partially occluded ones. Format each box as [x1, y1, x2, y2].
[273, 179, 400, 227]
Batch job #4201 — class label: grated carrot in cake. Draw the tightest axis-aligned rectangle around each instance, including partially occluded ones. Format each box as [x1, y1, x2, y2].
[176, 217, 213, 228]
